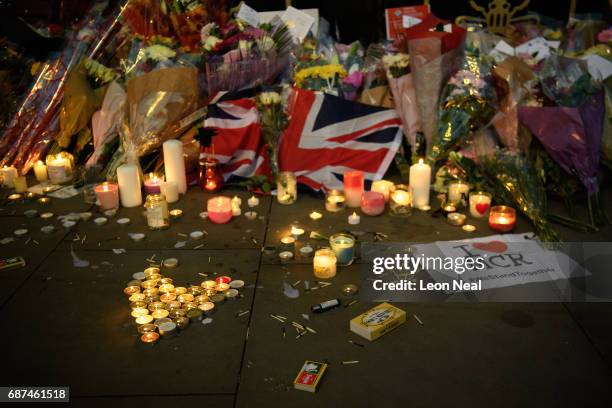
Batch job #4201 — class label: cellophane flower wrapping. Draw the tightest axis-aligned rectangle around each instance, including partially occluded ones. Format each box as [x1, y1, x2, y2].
[336, 42, 365, 101]
[539, 55, 599, 107]
[358, 43, 393, 108]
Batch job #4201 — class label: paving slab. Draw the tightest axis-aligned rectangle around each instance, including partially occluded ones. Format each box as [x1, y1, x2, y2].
[0, 216, 70, 307]
[0, 191, 94, 218]
[69, 395, 234, 408]
[0, 249, 260, 397]
[236, 263, 612, 408]
[61, 188, 271, 251]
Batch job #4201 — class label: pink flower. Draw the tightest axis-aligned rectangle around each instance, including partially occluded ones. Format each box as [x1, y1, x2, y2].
[342, 71, 364, 88]
[598, 28, 612, 43]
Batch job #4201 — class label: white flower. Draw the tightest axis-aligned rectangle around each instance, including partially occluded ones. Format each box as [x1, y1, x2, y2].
[203, 36, 222, 52]
[258, 92, 282, 105]
[144, 45, 176, 62]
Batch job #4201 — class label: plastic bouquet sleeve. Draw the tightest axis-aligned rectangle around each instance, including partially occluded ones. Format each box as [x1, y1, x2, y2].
[387, 73, 420, 149]
[87, 81, 127, 167]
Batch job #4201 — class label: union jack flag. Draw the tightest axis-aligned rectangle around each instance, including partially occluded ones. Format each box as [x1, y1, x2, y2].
[279, 88, 403, 192]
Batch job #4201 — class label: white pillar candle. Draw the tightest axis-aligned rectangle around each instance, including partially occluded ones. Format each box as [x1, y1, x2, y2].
[409, 159, 431, 209]
[116, 163, 142, 208]
[13, 176, 28, 193]
[163, 140, 187, 194]
[371, 180, 394, 202]
[160, 181, 179, 203]
[1, 166, 18, 188]
[33, 161, 48, 182]
[448, 181, 470, 204]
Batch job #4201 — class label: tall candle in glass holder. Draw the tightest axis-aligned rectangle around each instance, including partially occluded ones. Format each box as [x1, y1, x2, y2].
[488, 205, 516, 232]
[163, 140, 187, 194]
[448, 181, 470, 204]
[1, 165, 18, 188]
[469, 191, 492, 219]
[371, 180, 394, 202]
[313, 248, 337, 279]
[116, 163, 142, 207]
[160, 181, 179, 203]
[33, 161, 48, 182]
[207, 196, 232, 224]
[409, 159, 431, 209]
[389, 184, 412, 217]
[94, 182, 119, 210]
[143, 173, 163, 195]
[329, 233, 355, 266]
[344, 171, 364, 208]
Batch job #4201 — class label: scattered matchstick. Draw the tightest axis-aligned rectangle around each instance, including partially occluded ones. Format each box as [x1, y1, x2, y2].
[413, 314, 424, 326]
[348, 340, 364, 348]
[342, 361, 360, 365]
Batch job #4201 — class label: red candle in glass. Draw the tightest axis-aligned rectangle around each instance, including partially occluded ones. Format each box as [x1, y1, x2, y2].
[200, 157, 223, 192]
[488, 205, 516, 232]
[215, 276, 231, 284]
[360, 191, 385, 216]
[207, 196, 232, 224]
[344, 171, 364, 208]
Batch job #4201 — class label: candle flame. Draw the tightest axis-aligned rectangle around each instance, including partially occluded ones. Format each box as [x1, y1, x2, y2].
[418, 158, 424, 165]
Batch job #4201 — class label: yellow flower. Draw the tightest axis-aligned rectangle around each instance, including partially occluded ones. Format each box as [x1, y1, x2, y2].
[294, 64, 347, 87]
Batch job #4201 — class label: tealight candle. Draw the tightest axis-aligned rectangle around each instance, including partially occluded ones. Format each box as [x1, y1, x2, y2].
[174, 316, 190, 329]
[177, 293, 195, 303]
[129, 293, 146, 302]
[447, 212, 467, 226]
[94, 182, 119, 210]
[216, 276, 231, 284]
[371, 180, 394, 202]
[330, 233, 355, 266]
[409, 159, 431, 208]
[33, 161, 48, 182]
[135, 315, 154, 325]
[325, 190, 346, 212]
[344, 171, 364, 208]
[245, 211, 257, 220]
[207, 196, 233, 224]
[201, 280, 217, 290]
[462, 224, 477, 233]
[280, 236, 296, 251]
[0, 166, 18, 188]
[313, 248, 337, 279]
[247, 195, 260, 207]
[198, 302, 215, 315]
[131, 308, 150, 318]
[160, 293, 177, 303]
[448, 181, 470, 204]
[348, 211, 360, 225]
[137, 323, 157, 334]
[309, 211, 323, 220]
[469, 191, 492, 219]
[158, 283, 175, 293]
[151, 309, 170, 319]
[442, 204, 456, 216]
[140, 332, 160, 344]
[389, 185, 412, 217]
[279, 251, 294, 262]
[360, 191, 385, 216]
[13, 176, 27, 193]
[215, 283, 230, 292]
[488, 205, 516, 232]
[124, 286, 141, 296]
[143, 173, 164, 195]
[8, 193, 21, 201]
[160, 181, 179, 203]
[291, 226, 305, 240]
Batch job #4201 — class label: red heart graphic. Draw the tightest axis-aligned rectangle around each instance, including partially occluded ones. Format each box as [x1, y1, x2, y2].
[475, 202, 489, 214]
[473, 241, 508, 254]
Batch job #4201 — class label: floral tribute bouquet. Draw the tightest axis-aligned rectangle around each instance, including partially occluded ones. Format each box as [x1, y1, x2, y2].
[335, 42, 365, 101]
[358, 43, 393, 108]
[201, 18, 292, 94]
[254, 90, 289, 187]
[291, 37, 347, 94]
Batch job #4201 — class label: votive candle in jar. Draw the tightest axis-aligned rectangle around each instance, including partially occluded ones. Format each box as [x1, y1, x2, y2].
[325, 190, 345, 212]
[143, 172, 164, 195]
[448, 180, 470, 204]
[469, 191, 492, 219]
[33, 160, 48, 182]
[94, 182, 119, 210]
[145, 194, 170, 230]
[488, 205, 516, 232]
[313, 248, 337, 279]
[207, 196, 233, 224]
[277, 171, 297, 205]
[46, 152, 74, 184]
[371, 180, 394, 202]
[389, 184, 412, 217]
[344, 171, 364, 208]
[329, 233, 355, 266]
[360, 191, 385, 216]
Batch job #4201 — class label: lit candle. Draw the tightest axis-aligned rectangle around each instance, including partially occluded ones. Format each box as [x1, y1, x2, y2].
[469, 191, 492, 219]
[163, 140, 187, 194]
[94, 182, 119, 210]
[198, 301, 215, 315]
[280, 236, 296, 252]
[160, 181, 179, 203]
[247, 195, 260, 207]
[409, 159, 431, 209]
[448, 181, 470, 204]
[245, 211, 257, 220]
[1, 165, 18, 188]
[33, 161, 48, 182]
[330, 233, 355, 265]
[389, 185, 412, 217]
[135, 315, 154, 325]
[207, 196, 233, 224]
[343, 171, 364, 208]
[348, 211, 360, 225]
[371, 180, 394, 202]
[290, 226, 305, 240]
[488, 205, 516, 232]
[116, 163, 142, 208]
[46, 153, 73, 184]
[140, 332, 160, 344]
[447, 212, 467, 226]
[309, 211, 323, 220]
[313, 248, 337, 279]
[143, 173, 163, 195]
[13, 176, 27, 193]
[231, 196, 242, 216]
[325, 190, 346, 212]
[360, 191, 385, 216]
[277, 171, 297, 204]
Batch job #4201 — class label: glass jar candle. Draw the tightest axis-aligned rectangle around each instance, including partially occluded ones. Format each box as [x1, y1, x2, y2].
[143, 172, 164, 195]
[469, 191, 492, 219]
[329, 233, 355, 266]
[94, 182, 119, 210]
[313, 248, 337, 279]
[199, 157, 223, 192]
[325, 190, 345, 212]
[488, 205, 516, 232]
[277, 171, 297, 205]
[145, 194, 170, 230]
[389, 184, 412, 217]
[371, 180, 394, 202]
[360, 191, 385, 216]
[45, 152, 74, 184]
[343, 170, 364, 208]
[447, 180, 470, 205]
[207, 196, 233, 224]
